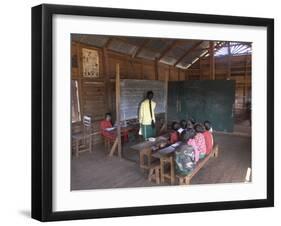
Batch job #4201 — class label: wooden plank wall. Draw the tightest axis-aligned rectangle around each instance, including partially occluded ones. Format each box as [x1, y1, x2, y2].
[72, 40, 251, 145]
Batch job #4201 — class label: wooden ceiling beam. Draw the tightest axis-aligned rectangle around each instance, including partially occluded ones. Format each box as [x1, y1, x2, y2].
[132, 39, 150, 58]
[115, 37, 158, 55]
[184, 41, 224, 69]
[158, 40, 179, 61]
[173, 41, 204, 66]
[104, 37, 113, 49]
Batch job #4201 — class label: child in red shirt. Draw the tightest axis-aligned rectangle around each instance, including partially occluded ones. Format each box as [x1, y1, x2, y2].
[203, 121, 213, 155]
[169, 122, 180, 144]
[100, 113, 116, 140]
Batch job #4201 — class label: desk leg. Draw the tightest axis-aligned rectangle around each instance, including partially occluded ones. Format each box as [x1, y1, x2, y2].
[160, 158, 165, 183]
[139, 152, 144, 170]
[89, 135, 92, 153]
[170, 157, 175, 185]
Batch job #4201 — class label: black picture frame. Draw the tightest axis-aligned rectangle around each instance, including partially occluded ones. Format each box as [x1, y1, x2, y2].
[31, 3, 274, 222]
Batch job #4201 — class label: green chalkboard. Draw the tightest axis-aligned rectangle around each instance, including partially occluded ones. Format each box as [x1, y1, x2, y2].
[168, 80, 235, 132]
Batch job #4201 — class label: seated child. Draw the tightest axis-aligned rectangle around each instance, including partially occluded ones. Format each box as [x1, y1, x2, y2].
[203, 120, 214, 155]
[180, 120, 187, 130]
[100, 113, 129, 142]
[181, 129, 200, 163]
[100, 113, 115, 140]
[194, 123, 207, 159]
[169, 121, 180, 144]
[186, 118, 196, 129]
[177, 119, 187, 134]
[174, 143, 196, 176]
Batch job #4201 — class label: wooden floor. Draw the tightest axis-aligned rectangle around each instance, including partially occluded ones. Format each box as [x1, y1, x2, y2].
[71, 132, 251, 190]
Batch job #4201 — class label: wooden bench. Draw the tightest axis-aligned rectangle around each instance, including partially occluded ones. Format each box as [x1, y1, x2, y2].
[176, 144, 219, 185]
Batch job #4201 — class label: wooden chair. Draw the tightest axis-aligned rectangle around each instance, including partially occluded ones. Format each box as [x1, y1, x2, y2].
[148, 162, 161, 184]
[72, 116, 93, 157]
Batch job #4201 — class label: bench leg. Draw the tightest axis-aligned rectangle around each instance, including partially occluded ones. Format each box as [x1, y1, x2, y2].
[179, 177, 184, 185]
[155, 168, 160, 184]
[170, 159, 175, 185]
[148, 168, 153, 182]
[184, 177, 191, 185]
[160, 159, 165, 183]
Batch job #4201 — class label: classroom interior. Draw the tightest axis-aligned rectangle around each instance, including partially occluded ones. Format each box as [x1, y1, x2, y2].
[71, 34, 252, 190]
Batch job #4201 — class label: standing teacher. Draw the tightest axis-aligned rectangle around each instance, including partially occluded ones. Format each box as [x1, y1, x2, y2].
[139, 91, 156, 140]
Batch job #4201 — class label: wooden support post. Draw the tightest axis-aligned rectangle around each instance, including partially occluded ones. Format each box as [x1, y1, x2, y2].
[76, 42, 84, 117]
[199, 58, 202, 80]
[102, 47, 110, 112]
[227, 42, 231, 79]
[109, 138, 118, 156]
[109, 64, 122, 157]
[168, 66, 171, 81]
[155, 58, 159, 80]
[141, 61, 144, 79]
[164, 71, 169, 131]
[186, 69, 189, 80]
[115, 64, 122, 158]
[209, 41, 215, 80]
[244, 55, 249, 108]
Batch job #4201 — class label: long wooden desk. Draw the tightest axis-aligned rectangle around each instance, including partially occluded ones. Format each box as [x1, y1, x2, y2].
[130, 135, 169, 171]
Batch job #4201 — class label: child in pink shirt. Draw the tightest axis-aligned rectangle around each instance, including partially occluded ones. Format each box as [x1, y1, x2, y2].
[181, 129, 200, 163]
[194, 124, 207, 159]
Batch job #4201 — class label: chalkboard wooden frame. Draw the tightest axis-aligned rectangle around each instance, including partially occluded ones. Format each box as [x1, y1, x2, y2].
[32, 4, 274, 221]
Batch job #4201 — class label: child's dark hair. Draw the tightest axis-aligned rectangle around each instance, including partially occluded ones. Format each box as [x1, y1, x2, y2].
[188, 117, 196, 125]
[180, 120, 187, 129]
[181, 128, 196, 142]
[194, 123, 205, 133]
[204, 120, 212, 131]
[105, 112, 112, 118]
[171, 121, 180, 131]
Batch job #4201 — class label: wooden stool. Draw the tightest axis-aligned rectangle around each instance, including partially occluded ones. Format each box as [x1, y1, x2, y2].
[139, 148, 152, 172]
[148, 163, 161, 184]
[160, 155, 175, 185]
